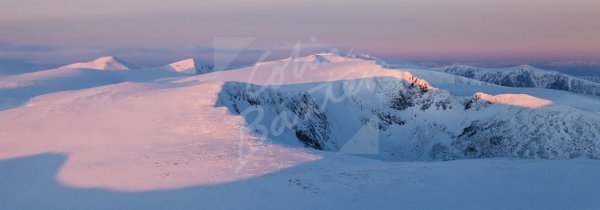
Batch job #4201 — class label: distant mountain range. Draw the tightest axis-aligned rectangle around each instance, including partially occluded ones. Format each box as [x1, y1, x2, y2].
[430, 64, 600, 97]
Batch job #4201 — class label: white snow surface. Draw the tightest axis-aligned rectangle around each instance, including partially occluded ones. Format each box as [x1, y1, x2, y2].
[1, 53, 600, 209]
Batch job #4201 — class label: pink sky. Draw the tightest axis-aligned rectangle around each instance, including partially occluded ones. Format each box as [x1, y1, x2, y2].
[0, 0, 599, 66]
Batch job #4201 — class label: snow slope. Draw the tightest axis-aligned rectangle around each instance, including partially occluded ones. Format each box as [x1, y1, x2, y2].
[0, 67, 185, 111]
[2, 153, 600, 210]
[433, 84, 600, 113]
[1, 53, 600, 209]
[404, 68, 493, 86]
[60, 56, 139, 70]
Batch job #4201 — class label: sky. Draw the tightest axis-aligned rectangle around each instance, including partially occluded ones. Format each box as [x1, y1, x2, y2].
[0, 0, 599, 68]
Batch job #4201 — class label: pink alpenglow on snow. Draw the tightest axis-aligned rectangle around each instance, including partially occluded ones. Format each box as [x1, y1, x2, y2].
[60, 56, 139, 71]
[474, 92, 554, 108]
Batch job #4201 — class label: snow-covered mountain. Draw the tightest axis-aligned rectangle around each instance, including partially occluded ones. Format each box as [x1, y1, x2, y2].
[60, 56, 139, 70]
[431, 64, 600, 96]
[158, 58, 214, 75]
[2, 53, 600, 209]
[4, 53, 600, 162]
[0, 64, 183, 111]
[215, 62, 600, 160]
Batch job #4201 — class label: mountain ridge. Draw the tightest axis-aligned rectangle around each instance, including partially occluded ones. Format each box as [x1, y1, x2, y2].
[161, 58, 214, 75]
[430, 64, 600, 96]
[59, 56, 139, 71]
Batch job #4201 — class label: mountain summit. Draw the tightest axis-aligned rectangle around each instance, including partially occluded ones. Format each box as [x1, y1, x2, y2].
[60, 56, 139, 70]
[163, 58, 213, 75]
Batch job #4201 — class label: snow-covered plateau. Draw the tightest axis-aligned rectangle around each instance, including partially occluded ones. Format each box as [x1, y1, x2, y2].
[1, 54, 600, 210]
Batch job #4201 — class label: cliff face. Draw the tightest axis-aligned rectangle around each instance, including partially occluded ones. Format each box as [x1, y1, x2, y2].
[217, 76, 600, 161]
